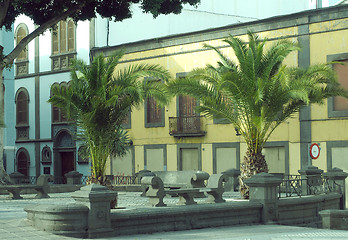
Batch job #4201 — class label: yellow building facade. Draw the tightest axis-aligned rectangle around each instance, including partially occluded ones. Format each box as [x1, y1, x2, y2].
[93, 5, 348, 177]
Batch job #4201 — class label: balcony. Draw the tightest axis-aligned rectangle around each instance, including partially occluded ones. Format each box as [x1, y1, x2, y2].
[169, 116, 206, 137]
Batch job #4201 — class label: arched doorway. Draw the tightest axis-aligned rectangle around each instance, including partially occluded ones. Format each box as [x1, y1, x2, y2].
[53, 130, 76, 183]
[16, 148, 30, 176]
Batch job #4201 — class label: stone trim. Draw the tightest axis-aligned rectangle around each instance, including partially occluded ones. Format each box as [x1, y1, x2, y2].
[298, 23, 312, 169]
[91, 5, 348, 60]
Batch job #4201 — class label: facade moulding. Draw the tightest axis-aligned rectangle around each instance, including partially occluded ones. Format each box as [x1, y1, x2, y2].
[91, 5, 348, 59]
[15, 138, 52, 144]
[14, 68, 70, 80]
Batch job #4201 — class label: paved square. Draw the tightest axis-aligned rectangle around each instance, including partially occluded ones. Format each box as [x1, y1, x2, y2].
[1, 192, 348, 239]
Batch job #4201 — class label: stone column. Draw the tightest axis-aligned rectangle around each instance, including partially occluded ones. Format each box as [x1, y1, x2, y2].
[221, 168, 240, 192]
[244, 173, 282, 223]
[72, 184, 117, 238]
[298, 165, 323, 195]
[322, 168, 348, 209]
[65, 171, 83, 185]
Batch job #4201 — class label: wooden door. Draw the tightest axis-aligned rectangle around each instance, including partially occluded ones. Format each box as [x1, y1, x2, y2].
[178, 96, 197, 132]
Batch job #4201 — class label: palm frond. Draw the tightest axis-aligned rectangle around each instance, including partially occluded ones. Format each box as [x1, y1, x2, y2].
[48, 51, 170, 181]
[169, 31, 347, 156]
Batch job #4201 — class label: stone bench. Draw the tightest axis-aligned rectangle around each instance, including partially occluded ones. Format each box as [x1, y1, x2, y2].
[151, 170, 209, 198]
[0, 174, 53, 199]
[153, 170, 209, 189]
[141, 173, 227, 207]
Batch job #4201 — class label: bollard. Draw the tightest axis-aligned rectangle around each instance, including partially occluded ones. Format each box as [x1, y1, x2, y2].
[298, 165, 323, 195]
[323, 168, 348, 209]
[72, 184, 117, 238]
[65, 171, 83, 185]
[244, 173, 282, 223]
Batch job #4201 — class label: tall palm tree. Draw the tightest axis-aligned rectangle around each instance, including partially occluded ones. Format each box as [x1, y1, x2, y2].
[168, 32, 348, 198]
[49, 50, 170, 184]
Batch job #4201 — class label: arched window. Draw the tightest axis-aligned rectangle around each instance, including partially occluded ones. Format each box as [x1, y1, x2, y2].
[15, 88, 29, 139]
[52, 20, 76, 70]
[16, 148, 30, 176]
[15, 23, 29, 75]
[51, 82, 69, 123]
[67, 20, 75, 52]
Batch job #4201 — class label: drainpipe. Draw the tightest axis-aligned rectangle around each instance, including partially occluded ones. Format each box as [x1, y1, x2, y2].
[106, 19, 109, 46]
[317, 0, 322, 8]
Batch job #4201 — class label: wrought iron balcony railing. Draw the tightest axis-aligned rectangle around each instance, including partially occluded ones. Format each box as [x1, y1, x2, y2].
[169, 116, 206, 137]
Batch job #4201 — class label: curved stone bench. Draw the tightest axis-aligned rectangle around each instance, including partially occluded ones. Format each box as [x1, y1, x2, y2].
[153, 170, 209, 189]
[25, 204, 89, 238]
[0, 174, 53, 199]
[152, 170, 210, 198]
[141, 173, 228, 206]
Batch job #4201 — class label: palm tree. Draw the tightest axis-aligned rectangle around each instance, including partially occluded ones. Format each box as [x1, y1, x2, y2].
[49, 50, 170, 184]
[168, 32, 348, 198]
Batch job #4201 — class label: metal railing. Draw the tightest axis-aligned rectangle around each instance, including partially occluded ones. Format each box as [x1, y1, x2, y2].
[106, 175, 140, 185]
[279, 175, 305, 198]
[169, 116, 206, 137]
[278, 175, 344, 198]
[22, 175, 139, 185]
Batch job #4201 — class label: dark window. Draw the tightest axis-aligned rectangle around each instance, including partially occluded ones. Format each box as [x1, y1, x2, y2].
[16, 91, 28, 125]
[147, 97, 162, 123]
[16, 88, 29, 140]
[52, 20, 75, 55]
[15, 24, 29, 75]
[145, 79, 164, 128]
[177, 95, 200, 134]
[51, 82, 69, 123]
[179, 95, 197, 118]
[16, 26, 28, 60]
[327, 53, 348, 117]
[333, 60, 348, 111]
[51, 20, 76, 70]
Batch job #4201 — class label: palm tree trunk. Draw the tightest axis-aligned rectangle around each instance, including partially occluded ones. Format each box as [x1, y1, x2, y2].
[239, 149, 268, 199]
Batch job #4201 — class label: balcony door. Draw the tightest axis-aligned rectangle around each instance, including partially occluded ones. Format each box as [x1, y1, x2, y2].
[178, 95, 198, 133]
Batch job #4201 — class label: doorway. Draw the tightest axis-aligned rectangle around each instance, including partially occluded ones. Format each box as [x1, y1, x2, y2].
[53, 130, 76, 183]
[60, 151, 75, 178]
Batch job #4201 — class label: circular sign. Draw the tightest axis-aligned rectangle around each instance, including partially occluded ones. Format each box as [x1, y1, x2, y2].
[309, 143, 320, 159]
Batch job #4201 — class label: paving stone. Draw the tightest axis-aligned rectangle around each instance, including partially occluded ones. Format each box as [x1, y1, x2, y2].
[1, 191, 348, 239]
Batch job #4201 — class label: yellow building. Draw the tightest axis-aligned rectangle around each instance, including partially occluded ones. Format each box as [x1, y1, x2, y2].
[92, 5, 348, 177]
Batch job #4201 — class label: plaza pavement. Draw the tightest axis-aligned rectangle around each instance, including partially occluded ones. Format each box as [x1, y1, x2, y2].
[1, 191, 348, 239]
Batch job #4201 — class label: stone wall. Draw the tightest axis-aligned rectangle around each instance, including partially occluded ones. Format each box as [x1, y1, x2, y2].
[277, 193, 341, 227]
[110, 201, 262, 236]
[25, 171, 345, 238]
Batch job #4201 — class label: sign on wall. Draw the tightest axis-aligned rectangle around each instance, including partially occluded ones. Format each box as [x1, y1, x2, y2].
[309, 143, 321, 160]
